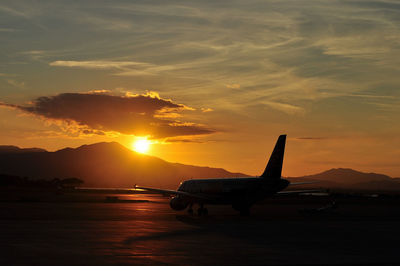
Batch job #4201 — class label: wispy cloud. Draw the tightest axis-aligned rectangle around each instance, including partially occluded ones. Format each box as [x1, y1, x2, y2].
[0, 28, 18, 32]
[295, 137, 326, 140]
[263, 101, 305, 115]
[49, 60, 151, 70]
[0, 73, 16, 77]
[14, 0, 396, 113]
[0, 5, 31, 18]
[6, 79, 25, 88]
[348, 94, 395, 99]
[163, 137, 208, 144]
[226, 84, 241, 89]
[49, 60, 181, 76]
[201, 108, 213, 113]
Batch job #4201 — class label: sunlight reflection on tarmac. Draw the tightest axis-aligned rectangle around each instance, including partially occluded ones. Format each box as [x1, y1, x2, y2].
[1, 194, 400, 265]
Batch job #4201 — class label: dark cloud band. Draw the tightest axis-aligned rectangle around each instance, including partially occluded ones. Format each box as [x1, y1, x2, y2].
[2, 92, 215, 138]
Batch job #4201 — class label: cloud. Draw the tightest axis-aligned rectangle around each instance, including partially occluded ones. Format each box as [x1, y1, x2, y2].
[49, 60, 151, 70]
[6, 79, 25, 88]
[0, 102, 18, 109]
[0, 73, 15, 77]
[226, 84, 241, 89]
[0, 28, 17, 32]
[2, 92, 215, 139]
[263, 101, 305, 115]
[163, 137, 208, 143]
[49, 60, 180, 76]
[0, 5, 32, 18]
[295, 137, 325, 140]
[201, 108, 213, 113]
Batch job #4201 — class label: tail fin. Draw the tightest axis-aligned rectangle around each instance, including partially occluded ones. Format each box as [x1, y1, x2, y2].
[260, 135, 286, 179]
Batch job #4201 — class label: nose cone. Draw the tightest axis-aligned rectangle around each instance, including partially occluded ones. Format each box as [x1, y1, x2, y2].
[169, 196, 189, 210]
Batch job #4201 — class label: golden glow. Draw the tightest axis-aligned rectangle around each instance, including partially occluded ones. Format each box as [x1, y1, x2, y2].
[132, 137, 151, 154]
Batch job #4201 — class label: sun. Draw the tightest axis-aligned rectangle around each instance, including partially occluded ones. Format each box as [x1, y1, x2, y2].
[132, 138, 151, 154]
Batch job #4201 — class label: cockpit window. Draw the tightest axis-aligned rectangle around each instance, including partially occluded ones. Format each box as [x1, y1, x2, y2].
[178, 181, 187, 191]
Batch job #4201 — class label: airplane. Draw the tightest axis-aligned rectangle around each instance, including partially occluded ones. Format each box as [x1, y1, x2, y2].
[135, 134, 317, 216]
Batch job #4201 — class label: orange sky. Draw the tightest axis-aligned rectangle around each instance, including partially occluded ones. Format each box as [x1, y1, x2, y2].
[1, 1, 400, 177]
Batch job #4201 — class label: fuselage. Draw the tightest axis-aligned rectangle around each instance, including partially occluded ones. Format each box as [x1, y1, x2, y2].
[176, 177, 290, 205]
[140, 134, 289, 214]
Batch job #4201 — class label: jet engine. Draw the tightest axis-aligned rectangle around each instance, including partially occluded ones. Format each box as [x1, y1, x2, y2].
[169, 196, 189, 210]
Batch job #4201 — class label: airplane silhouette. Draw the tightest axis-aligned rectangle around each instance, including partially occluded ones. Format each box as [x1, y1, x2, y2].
[135, 135, 316, 215]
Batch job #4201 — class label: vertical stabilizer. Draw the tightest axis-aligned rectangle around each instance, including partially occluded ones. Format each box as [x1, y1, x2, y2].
[260, 135, 286, 179]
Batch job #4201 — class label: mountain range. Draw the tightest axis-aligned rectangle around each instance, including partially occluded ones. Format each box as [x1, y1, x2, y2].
[287, 168, 400, 191]
[0, 142, 246, 188]
[0, 142, 399, 190]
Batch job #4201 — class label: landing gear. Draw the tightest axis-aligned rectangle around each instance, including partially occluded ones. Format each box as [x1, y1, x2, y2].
[232, 203, 251, 216]
[187, 204, 194, 215]
[197, 204, 208, 216]
[239, 208, 250, 216]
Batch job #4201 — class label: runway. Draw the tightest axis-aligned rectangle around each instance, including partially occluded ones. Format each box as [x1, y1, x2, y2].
[1, 194, 400, 265]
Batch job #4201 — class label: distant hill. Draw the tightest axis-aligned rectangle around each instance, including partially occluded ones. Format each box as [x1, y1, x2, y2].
[0, 173, 83, 189]
[290, 168, 391, 184]
[287, 168, 400, 191]
[0, 142, 247, 188]
[0, 145, 46, 154]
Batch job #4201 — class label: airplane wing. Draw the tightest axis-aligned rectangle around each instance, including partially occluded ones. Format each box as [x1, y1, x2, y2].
[134, 185, 213, 200]
[289, 181, 319, 185]
[277, 189, 325, 195]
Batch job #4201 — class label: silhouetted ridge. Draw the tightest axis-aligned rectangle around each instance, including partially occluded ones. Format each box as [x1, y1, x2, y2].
[287, 168, 400, 191]
[57, 142, 126, 153]
[298, 168, 391, 184]
[0, 145, 47, 154]
[0, 142, 248, 188]
[0, 173, 83, 188]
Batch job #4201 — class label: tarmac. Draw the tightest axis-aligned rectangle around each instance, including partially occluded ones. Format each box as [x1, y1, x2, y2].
[1, 193, 400, 265]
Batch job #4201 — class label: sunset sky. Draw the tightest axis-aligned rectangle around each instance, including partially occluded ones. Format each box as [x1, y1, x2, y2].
[1, 0, 399, 177]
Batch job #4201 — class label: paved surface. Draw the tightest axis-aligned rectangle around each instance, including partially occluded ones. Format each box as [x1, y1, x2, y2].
[1, 194, 400, 265]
